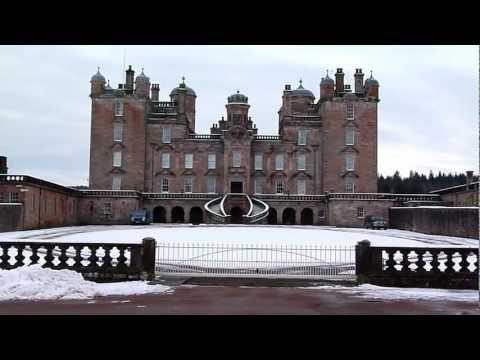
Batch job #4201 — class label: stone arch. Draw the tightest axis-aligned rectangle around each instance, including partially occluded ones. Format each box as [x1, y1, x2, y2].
[282, 208, 296, 225]
[153, 206, 167, 223]
[267, 208, 278, 225]
[171, 206, 185, 223]
[189, 206, 204, 224]
[300, 208, 314, 225]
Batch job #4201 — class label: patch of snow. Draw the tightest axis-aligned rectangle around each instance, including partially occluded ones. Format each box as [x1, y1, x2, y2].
[0, 224, 475, 247]
[302, 284, 478, 302]
[0, 265, 171, 301]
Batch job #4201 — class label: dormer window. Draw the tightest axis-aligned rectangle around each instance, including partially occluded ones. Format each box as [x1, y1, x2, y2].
[115, 101, 124, 117]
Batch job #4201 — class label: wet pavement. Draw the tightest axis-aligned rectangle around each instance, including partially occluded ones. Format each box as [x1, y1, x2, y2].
[1, 285, 479, 315]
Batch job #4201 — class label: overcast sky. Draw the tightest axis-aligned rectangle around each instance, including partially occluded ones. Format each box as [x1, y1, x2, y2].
[0, 45, 478, 186]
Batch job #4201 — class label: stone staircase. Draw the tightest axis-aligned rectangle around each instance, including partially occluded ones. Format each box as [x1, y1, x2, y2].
[204, 193, 269, 224]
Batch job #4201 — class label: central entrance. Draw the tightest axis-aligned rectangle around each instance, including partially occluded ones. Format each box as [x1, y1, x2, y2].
[230, 206, 244, 224]
[230, 181, 243, 193]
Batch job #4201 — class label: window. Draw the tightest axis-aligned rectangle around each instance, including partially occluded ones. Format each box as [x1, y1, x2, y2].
[208, 153, 216, 169]
[275, 154, 284, 170]
[9, 192, 19, 202]
[161, 177, 169, 193]
[113, 151, 122, 167]
[297, 179, 306, 195]
[113, 123, 123, 142]
[254, 178, 263, 194]
[112, 176, 121, 190]
[207, 176, 216, 193]
[184, 176, 194, 193]
[346, 103, 354, 120]
[114, 101, 124, 116]
[0, 192, 4, 203]
[297, 154, 306, 171]
[185, 153, 193, 169]
[162, 153, 170, 169]
[162, 127, 171, 143]
[357, 207, 365, 218]
[275, 178, 284, 194]
[345, 127, 355, 146]
[103, 203, 112, 215]
[346, 153, 355, 171]
[345, 181, 355, 193]
[233, 151, 241, 167]
[254, 154, 263, 170]
[298, 130, 307, 145]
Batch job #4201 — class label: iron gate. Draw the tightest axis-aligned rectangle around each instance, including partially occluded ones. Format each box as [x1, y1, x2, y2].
[155, 243, 356, 280]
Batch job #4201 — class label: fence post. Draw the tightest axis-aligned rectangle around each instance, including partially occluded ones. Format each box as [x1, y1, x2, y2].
[355, 240, 371, 283]
[142, 237, 156, 281]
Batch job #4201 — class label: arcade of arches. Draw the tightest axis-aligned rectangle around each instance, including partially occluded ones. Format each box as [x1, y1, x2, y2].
[152, 205, 317, 225]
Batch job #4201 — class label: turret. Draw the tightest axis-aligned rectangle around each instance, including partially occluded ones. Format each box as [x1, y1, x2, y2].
[320, 70, 335, 99]
[226, 90, 250, 128]
[364, 71, 380, 99]
[354, 68, 364, 95]
[134, 68, 150, 98]
[170, 77, 197, 133]
[90, 67, 106, 97]
[335, 68, 345, 95]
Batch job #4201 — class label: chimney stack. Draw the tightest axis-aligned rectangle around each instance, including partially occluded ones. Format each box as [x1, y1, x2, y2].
[354, 68, 364, 95]
[335, 68, 344, 95]
[466, 170, 474, 187]
[0, 156, 7, 174]
[125, 65, 134, 92]
[151, 84, 160, 101]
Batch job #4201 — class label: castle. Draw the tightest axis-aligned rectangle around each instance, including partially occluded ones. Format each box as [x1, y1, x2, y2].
[0, 65, 444, 232]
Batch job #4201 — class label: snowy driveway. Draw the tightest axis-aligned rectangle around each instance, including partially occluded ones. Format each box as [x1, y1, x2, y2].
[0, 224, 476, 247]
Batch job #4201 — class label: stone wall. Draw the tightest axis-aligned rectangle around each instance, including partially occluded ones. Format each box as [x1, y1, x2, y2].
[389, 207, 479, 239]
[327, 199, 394, 227]
[0, 204, 23, 232]
[77, 196, 141, 225]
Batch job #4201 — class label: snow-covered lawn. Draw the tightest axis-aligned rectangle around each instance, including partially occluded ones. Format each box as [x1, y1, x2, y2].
[0, 224, 476, 247]
[0, 265, 172, 301]
[303, 284, 479, 303]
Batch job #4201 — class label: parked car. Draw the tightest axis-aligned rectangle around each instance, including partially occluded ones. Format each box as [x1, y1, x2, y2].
[364, 216, 388, 230]
[130, 209, 151, 225]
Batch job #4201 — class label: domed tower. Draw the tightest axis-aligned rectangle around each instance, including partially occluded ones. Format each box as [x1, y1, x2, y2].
[320, 70, 335, 99]
[135, 68, 150, 98]
[364, 71, 380, 99]
[289, 79, 315, 113]
[170, 77, 197, 133]
[226, 90, 250, 128]
[90, 67, 106, 97]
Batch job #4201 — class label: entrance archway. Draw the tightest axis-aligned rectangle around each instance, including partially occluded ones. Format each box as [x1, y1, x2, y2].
[189, 207, 203, 224]
[153, 206, 166, 223]
[300, 208, 314, 225]
[282, 208, 296, 225]
[171, 206, 185, 223]
[230, 206, 244, 224]
[267, 208, 277, 225]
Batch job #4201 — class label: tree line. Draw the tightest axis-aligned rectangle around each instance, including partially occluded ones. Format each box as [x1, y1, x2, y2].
[377, 171, 476, 194]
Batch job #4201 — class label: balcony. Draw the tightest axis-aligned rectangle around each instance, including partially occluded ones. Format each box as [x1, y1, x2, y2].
[151, 101, 177, 114]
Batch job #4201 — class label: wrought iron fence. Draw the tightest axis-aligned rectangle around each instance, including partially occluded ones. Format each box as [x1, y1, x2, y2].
[155, 243, 355, 280]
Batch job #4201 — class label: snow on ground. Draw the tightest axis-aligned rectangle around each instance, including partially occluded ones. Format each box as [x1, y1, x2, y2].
[303, 284, 479, 303]
[0, 265, 172, 301]
[0, 224, 476, 247]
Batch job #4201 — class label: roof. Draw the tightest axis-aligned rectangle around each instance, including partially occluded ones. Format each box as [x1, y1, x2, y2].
[290, 80, 314, 98]
[228, 90, 248, 103]
[90, 68, 105, 82]
[429, 181, 479, 194]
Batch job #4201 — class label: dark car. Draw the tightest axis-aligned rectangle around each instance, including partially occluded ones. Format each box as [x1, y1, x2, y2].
[364, 216, 388, 230]
[130, 209, 151, 225]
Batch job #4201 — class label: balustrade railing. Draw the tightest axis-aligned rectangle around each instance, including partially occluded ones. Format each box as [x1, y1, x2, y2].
[143, 192, 218, 200]
[187, 134, 222, 140]
[0, 239, 156, 281]
[151, 101, 177, 113]
[356, 240, 479, 289]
